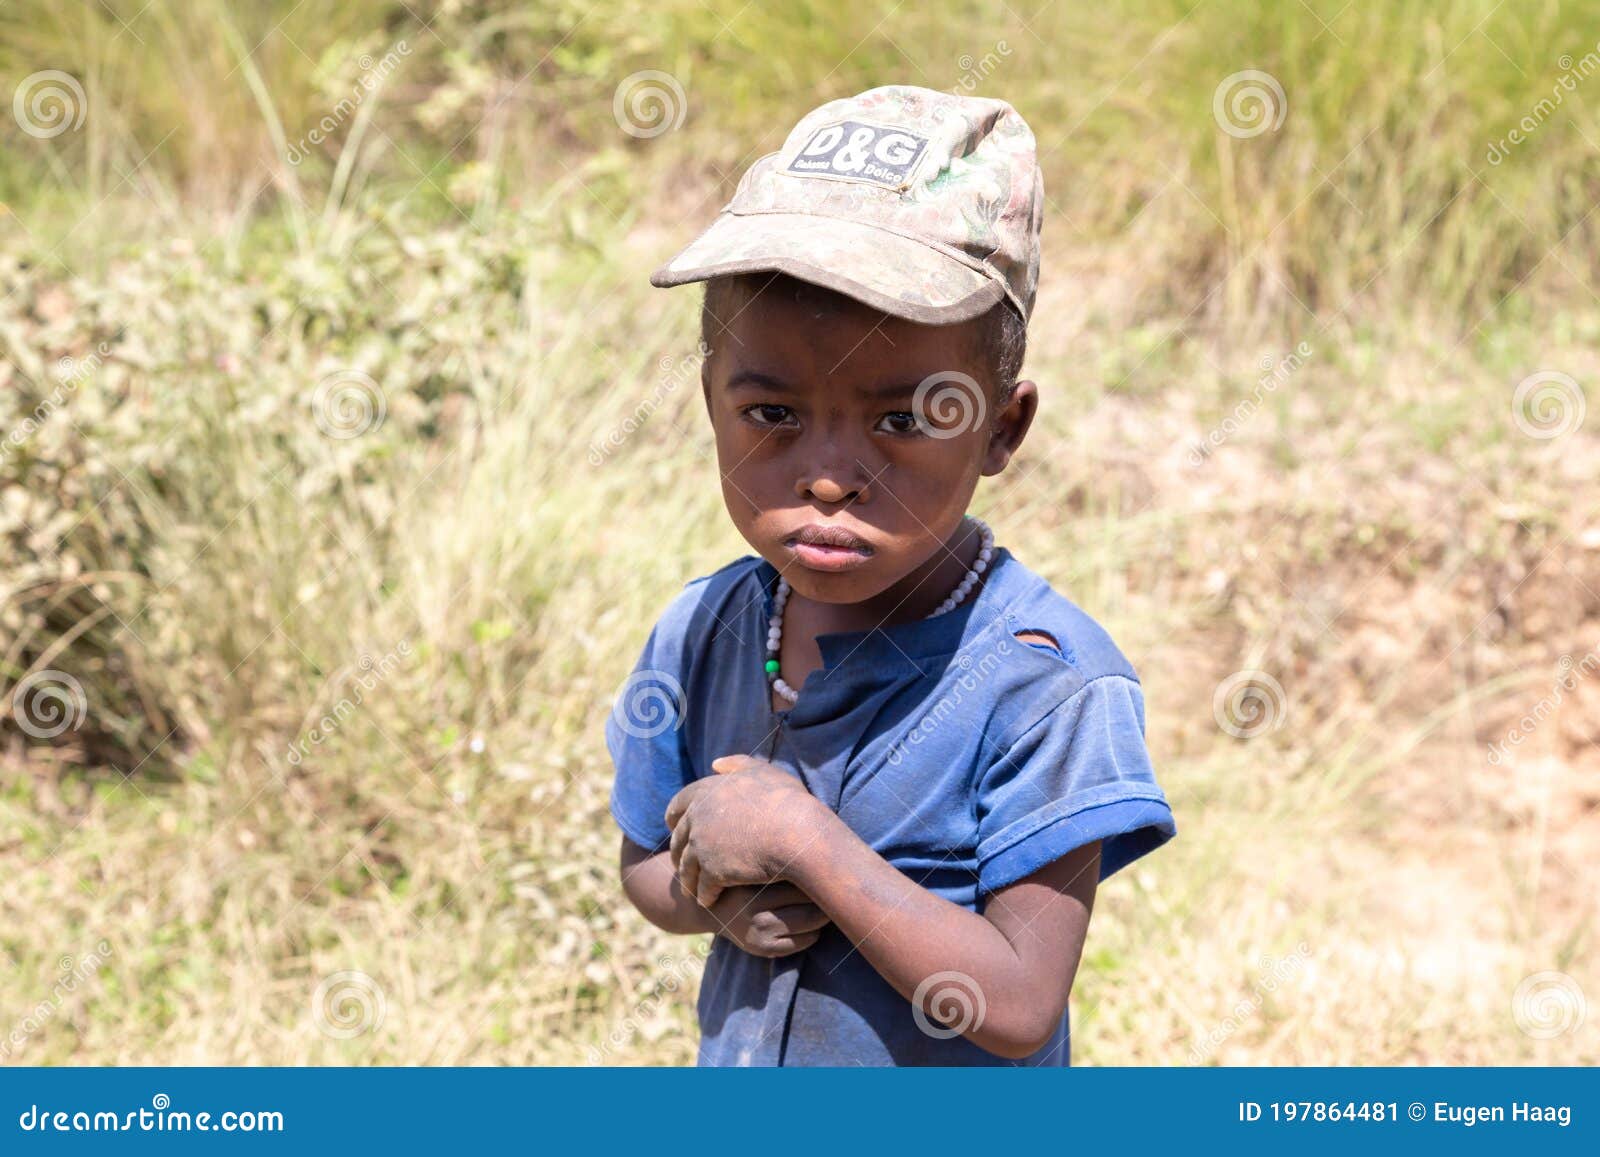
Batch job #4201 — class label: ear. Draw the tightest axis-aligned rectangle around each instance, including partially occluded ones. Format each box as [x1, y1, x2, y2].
[982, 378, 1037, 475]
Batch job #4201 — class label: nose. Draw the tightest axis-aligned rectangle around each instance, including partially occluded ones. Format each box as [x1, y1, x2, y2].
[797, 467, 870, 506]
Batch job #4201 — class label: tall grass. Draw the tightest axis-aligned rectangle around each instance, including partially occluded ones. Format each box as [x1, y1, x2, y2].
[4, 1, 1600, 322]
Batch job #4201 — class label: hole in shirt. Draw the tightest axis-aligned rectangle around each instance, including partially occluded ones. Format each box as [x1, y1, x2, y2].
[1013, 628, 1066, 660]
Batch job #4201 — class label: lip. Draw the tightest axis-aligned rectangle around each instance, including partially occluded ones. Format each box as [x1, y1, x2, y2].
[784, 523, 875, 573]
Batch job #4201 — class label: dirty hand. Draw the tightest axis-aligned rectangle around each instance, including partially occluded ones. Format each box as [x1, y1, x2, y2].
[664, 754, 830, 908]
[704, 882, 831, 957]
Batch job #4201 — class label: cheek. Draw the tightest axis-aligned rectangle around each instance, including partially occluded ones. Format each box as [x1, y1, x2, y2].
[712, 428, 774, 518]
[720, 471, 763, 522]
[881, 441, 983, 510]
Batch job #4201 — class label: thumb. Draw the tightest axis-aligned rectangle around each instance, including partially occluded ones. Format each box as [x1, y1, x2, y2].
[710, 754, 761, 775]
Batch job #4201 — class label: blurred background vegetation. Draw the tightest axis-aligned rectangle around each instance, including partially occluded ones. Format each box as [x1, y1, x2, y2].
[1, 0, 1596, 1063]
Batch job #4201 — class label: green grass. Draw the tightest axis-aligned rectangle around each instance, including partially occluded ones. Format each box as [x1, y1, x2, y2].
[5, 1, 1600, 322]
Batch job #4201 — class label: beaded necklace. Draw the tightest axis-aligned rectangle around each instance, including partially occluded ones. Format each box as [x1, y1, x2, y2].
[766, 518, 996, 704]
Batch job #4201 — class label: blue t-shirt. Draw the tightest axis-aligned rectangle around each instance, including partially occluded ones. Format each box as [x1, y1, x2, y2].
[605, 546, 1176, 1066]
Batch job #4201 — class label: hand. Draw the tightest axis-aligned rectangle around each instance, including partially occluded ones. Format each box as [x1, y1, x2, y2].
[704, 882, 830, 958]
[664, 754, 830, 907]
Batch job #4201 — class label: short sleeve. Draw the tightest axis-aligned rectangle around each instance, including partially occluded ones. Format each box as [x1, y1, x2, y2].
[975, 674, 1175, 894]
[605, 618, 696, 853]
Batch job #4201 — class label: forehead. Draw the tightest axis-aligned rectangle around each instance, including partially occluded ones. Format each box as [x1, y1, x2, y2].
[707, 276, 985, 390]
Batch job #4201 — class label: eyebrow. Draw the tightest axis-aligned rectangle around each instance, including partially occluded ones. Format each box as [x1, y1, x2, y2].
[725, 370, 921, 401]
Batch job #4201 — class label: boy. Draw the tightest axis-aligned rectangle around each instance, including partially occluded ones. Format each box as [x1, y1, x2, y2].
[606, 85, 1176, 1066]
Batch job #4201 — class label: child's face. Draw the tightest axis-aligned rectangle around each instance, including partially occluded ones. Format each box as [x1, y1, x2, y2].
[702, 279, 1035, 606]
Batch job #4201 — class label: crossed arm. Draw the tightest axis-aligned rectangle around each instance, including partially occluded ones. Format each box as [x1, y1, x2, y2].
[618, 754, 1100, 1060]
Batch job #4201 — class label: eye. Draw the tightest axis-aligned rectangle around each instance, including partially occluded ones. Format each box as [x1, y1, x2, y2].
[741, 403, 797, 429]
[876, 411, 923, 437]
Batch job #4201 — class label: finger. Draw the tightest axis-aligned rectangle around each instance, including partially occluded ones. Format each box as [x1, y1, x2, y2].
[767, 902, 830, 936]
[676, 846, 702, 908]
[710, 754, 763, 775]
[769, 928, 822, 956]
[663, 779, 707, 831]
[696, 878, 726, 909]
[668, 811, 693, 871]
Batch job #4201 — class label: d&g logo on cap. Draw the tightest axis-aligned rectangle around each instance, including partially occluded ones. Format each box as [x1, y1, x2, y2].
[786, 120, 930, 189]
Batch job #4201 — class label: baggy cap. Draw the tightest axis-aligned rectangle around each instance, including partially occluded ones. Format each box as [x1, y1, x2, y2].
[650, 84, 1043, 326]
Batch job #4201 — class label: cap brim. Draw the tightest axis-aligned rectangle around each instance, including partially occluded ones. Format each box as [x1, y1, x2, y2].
[649, 211, 1004, 325]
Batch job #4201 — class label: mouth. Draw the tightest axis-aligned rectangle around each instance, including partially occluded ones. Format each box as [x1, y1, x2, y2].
[784, 523, 875, 573]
